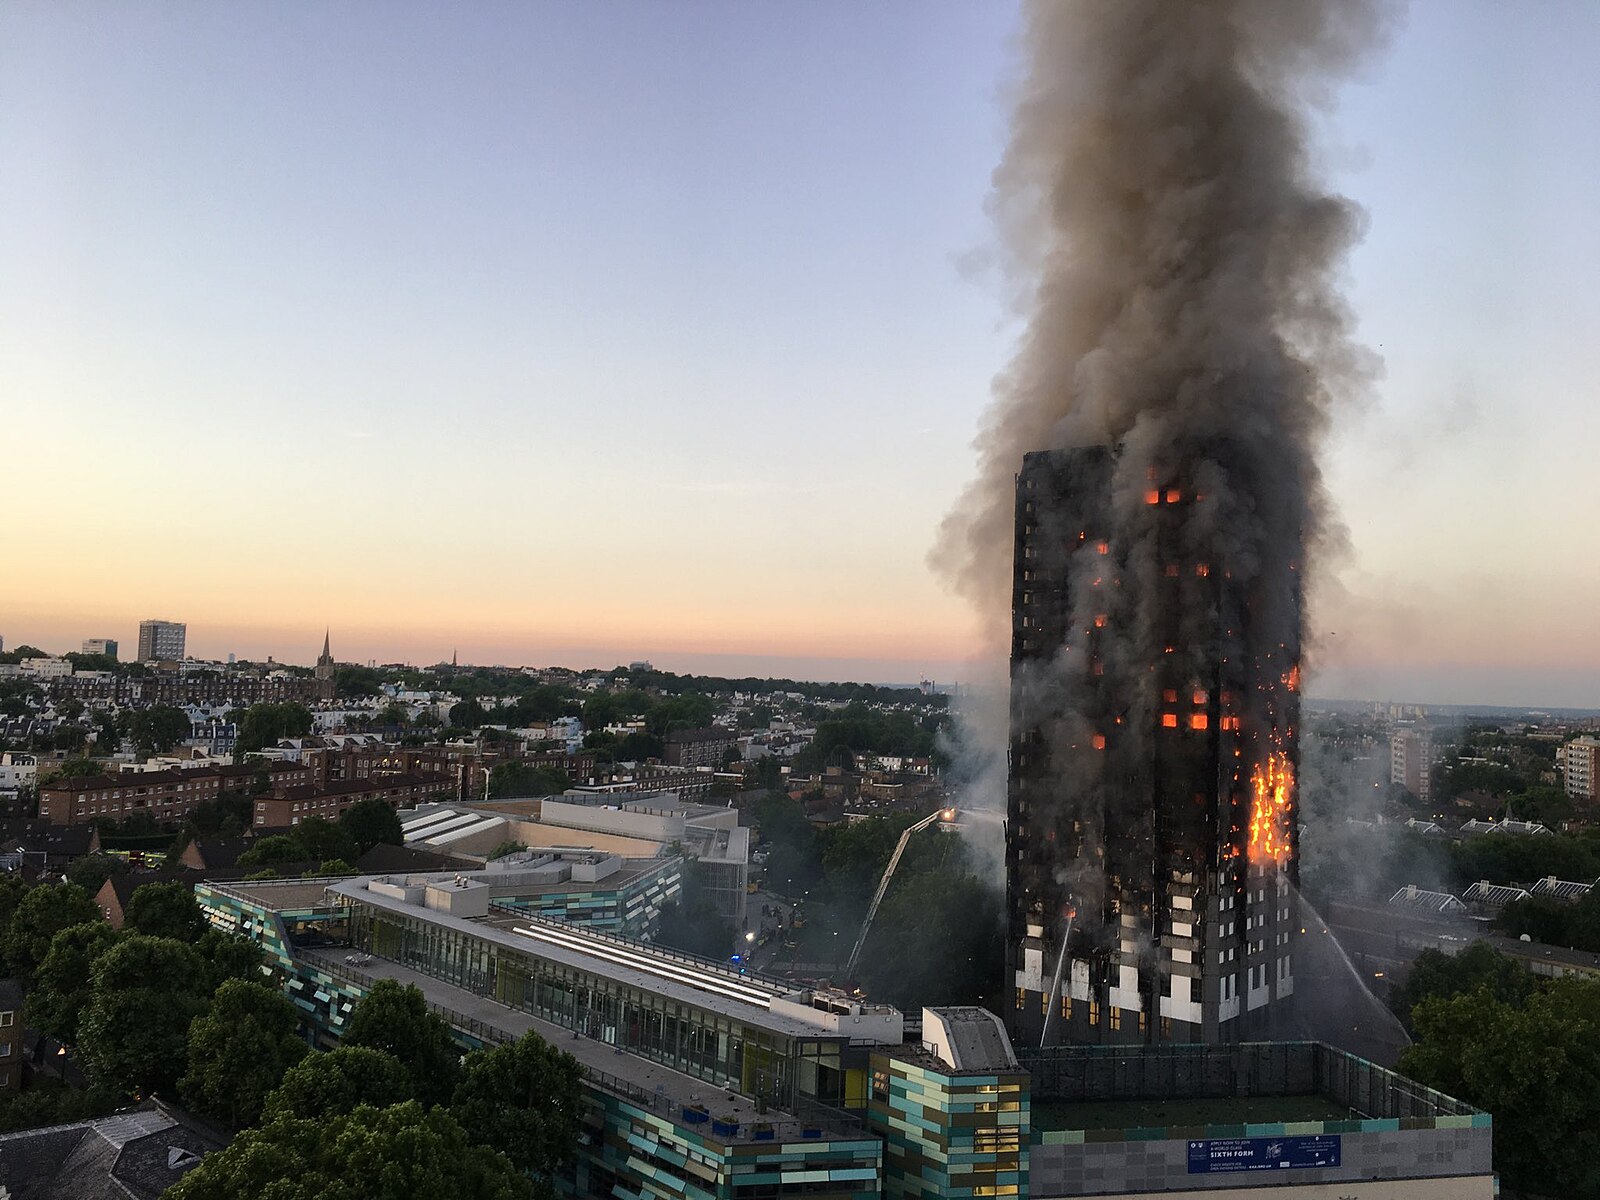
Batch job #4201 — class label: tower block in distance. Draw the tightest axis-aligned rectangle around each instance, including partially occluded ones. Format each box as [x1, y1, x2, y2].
[1005, 447, 1301, 1047]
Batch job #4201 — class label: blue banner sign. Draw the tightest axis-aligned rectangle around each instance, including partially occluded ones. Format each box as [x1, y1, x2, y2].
[1186, 1134, 1341, 1174]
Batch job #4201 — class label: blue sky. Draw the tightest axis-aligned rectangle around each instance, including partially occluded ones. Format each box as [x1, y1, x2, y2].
[2, 2, 1597, 705]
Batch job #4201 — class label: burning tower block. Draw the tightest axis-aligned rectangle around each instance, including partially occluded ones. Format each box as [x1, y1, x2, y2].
[1006, 447, 1301, 1047]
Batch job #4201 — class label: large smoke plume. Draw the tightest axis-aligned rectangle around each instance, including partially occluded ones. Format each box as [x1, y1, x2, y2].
[937, 0, 1387, 813]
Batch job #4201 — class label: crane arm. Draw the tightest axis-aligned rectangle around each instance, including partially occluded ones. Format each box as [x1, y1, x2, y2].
[843, 807, 951, 981]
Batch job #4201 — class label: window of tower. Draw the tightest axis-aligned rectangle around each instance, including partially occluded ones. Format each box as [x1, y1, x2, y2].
[1162, 714, 1178, 729]
[1190, 714, 1209, 730]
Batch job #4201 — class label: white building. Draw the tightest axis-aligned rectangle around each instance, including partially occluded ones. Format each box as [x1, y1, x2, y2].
[0, 752, 38, 801]
[19, 657, 73, 679]
[1390, 725, 1433, 801]
[1559, 736, 1600, 805]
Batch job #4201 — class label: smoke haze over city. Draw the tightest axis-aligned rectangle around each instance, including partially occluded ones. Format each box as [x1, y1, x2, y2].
[4, 3, 1600, 706]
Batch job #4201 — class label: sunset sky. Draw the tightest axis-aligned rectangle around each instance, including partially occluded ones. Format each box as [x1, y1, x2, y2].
[4, 2, 1598, 705]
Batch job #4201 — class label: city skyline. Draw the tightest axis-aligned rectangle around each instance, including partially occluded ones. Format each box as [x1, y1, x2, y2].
[5, 2, 1600, 705]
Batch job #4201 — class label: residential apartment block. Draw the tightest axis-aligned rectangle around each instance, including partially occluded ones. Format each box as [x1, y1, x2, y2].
[1560, 735, 1600, 805]
[39, 762, 314, 825]
[1390, 725, 1433, 802]
[664, 726, 738, 768]
[137, 619, 186, 662]
[251, 771, 455, 829]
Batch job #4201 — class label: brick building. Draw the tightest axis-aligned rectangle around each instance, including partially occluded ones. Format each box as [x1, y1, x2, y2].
[663, 727, 737, 769]
[49, 670, 333, 707]
[38, 762, 314, 826]
[252, 771, 455, 829]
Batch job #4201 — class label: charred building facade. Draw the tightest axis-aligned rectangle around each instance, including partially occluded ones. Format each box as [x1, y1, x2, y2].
[1006, 447, 1301, 1048]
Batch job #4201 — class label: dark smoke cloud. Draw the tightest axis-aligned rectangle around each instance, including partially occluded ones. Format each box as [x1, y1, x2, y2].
[935, 0, 1388, 640]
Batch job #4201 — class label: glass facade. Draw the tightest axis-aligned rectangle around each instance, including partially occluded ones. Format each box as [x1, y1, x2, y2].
[347, 901, 848, 1111]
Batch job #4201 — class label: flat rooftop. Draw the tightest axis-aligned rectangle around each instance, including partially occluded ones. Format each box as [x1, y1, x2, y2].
[204, 878, 348, 912]
[320, 874, 896, 1042]
[301, 949, 864, 1145]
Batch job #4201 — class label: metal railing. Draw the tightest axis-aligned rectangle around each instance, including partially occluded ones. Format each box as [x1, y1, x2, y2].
[1016, 1040, 1484, 1120]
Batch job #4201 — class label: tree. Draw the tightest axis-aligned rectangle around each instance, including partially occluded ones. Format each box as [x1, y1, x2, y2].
[1500, 889, 1600, 954]
[2, 881, 101, 983]
[123, 881, 208, 942]
[164, 1101, 535, 1200]
[1400, 979, 1600, 1197]
[51, 725, 88, 754]
[313, 858, 356, 876]
[56, 757, 105, 779]
[488, 761, 571, 799]
[648, 692, 715, 736]
[856, 873, 1002, 1010]
[291, 815, 358, 865]
[340, 798, 404, 854]
[449, 699, 488, 729]
[450, 1031, 584, 1176]
[198, 928, 267, 992]
[127, 705, 192, 756]
[78, 935, 213, 1094]
[237, 835, 308, 868]
[263, 1046, 413, 1122]
[180, 979, 309, 1128]
[25, 921, 119, 1043]
[333, 664, 384, 698]
[234, 702, 314, 758]
[1390, 942, 1535, 1030]
[66, 852, 127, 894]
[342, 979, 462, 1105]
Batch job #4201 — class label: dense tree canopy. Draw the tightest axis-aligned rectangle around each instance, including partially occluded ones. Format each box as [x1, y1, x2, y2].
[1499, 889, 1600, 953]
[263, 1046, 414, 1123]
[488, 761, 571, 799]
[2, 881, 101, 983]
[1390, 943, 1536, 1030]
[78, 935, 212, 1094]
[124, 882, 208, 943]
[1400, 978, 1600, 1198]
[25, 921, 119, 1044]
[124, 705, 193, 756]
[451, 1032, 584, 1176]
[234, 702, 314, 757]
[180, 980, 309, 1128]
[341, 798, 405, 854]
[165, 1101, 535, 1200]
[65, 853, 127, 895]
[342, 980, 462, 1106]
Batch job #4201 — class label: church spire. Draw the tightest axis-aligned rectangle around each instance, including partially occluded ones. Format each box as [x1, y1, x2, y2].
[314, 628, 335, 683]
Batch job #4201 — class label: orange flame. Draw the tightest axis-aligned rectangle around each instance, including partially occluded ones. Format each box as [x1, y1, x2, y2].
[1248, 751, 1294, 865]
